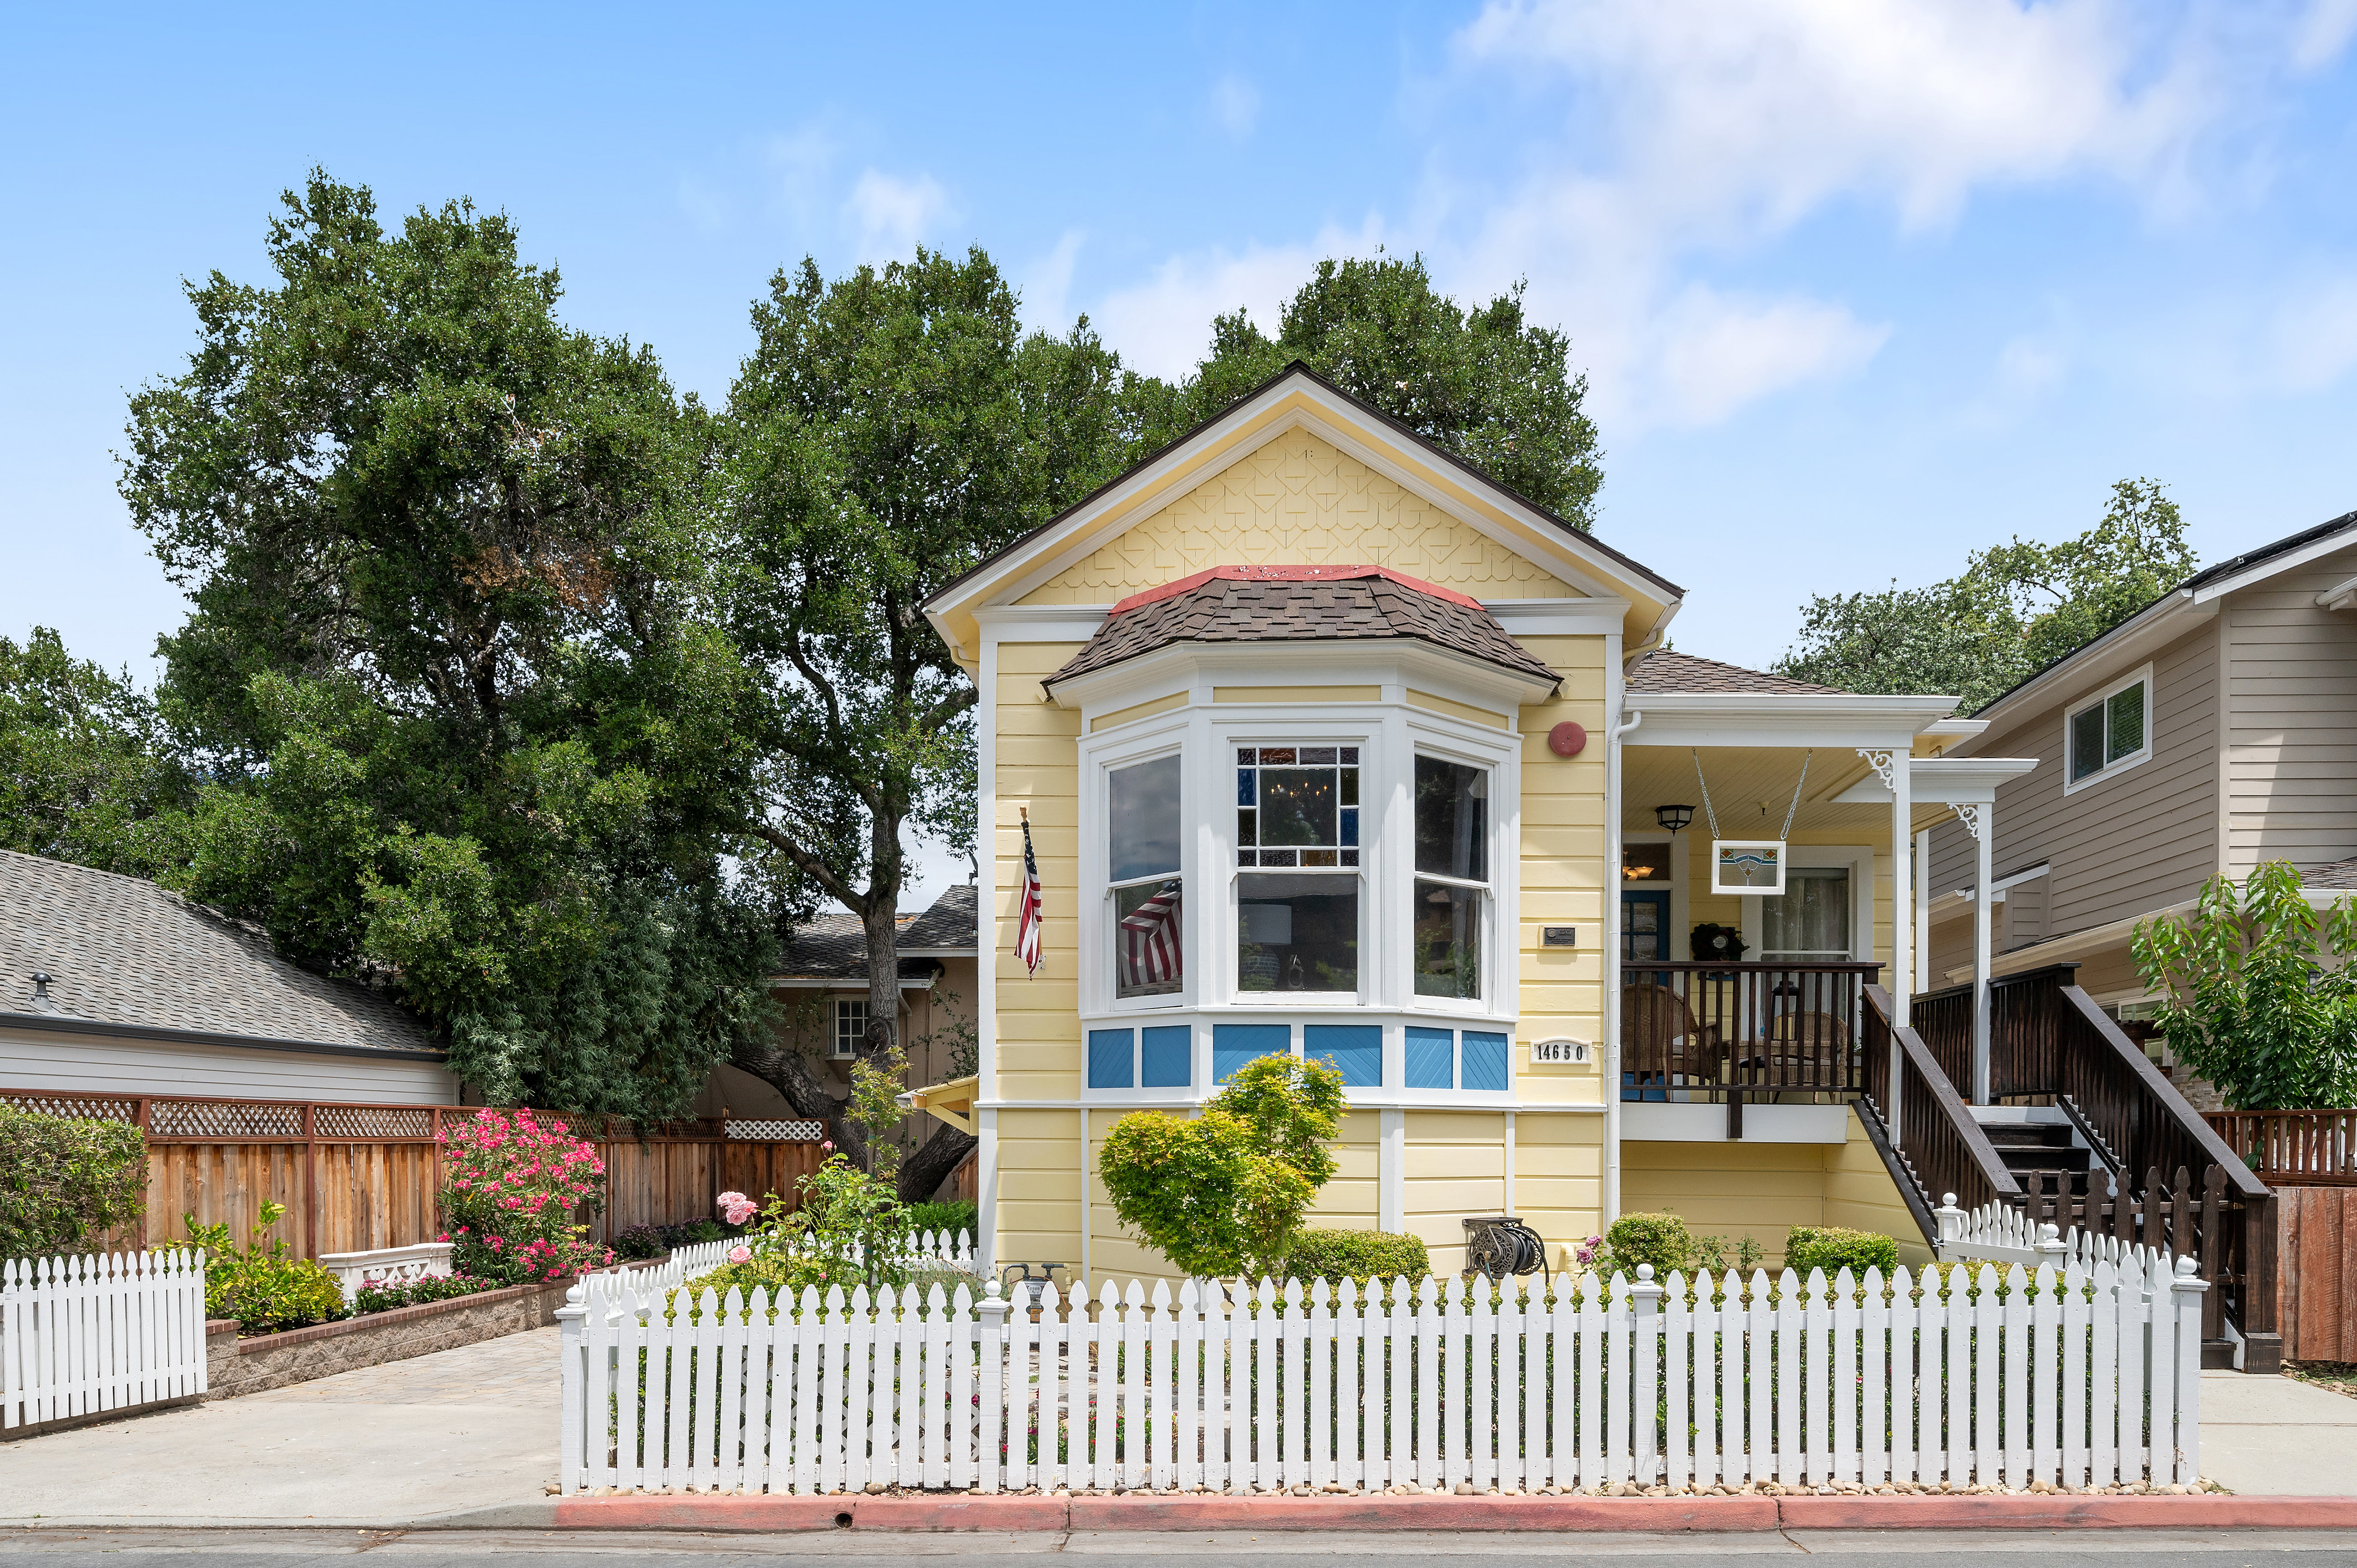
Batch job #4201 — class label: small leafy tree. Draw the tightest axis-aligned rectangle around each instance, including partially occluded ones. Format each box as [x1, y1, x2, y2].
[2132, 860, 2357, 1110]
[0, 1104, 147, 1256]
[1098, 1053, 1345, 1280]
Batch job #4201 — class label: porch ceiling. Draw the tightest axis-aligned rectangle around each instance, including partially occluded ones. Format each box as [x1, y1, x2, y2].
[1622, 744, 1952, 837]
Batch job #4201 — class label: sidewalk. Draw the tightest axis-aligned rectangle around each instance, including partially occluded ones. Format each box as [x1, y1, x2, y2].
[2195, 1368, 2357, 1497]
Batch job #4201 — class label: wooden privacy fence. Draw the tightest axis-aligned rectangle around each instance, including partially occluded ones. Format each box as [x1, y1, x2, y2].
[2206, 1109, 2357, 1187]
[2276, 1186, 2357, 1364]
[559, 1258, 2208, 1497]
[1, 1089, 826, 1260]
[2, 1250, 209, 1433]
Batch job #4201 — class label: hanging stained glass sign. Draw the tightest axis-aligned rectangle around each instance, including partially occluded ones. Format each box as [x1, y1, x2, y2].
[1711, 839, 1787, 895]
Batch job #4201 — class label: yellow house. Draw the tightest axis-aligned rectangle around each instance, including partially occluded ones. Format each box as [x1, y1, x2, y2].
[922, 364, 2042, 1287]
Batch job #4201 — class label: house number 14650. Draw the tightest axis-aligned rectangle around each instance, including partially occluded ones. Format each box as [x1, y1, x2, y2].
[1529, 1039, 1590, 1065]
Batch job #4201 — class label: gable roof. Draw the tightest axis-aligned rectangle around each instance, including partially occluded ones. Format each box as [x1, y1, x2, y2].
[1044, 564, 1562, 691]
[773, 884, 978, 983]
[923, 362, 1684, 663]
[0, 849, 441, 1056]
[1625, 650, 1836, 696]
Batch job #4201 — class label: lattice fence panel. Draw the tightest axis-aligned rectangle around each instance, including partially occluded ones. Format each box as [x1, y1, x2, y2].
[147, 1099, 303, 1138]
[1, 1093, 137, 1123]
[725, 1118, 827, 1142]
[314, 1105, 436, 1139]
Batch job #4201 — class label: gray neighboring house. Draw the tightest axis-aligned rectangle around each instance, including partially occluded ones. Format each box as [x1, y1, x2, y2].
[1926, 507, 2357, 1095]
[0, 848, 454, 1104]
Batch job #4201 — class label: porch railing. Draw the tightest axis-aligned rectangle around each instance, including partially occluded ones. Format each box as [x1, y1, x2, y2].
[1619, 961, 1880, 1106]
[1858, 985, 2021, 1232]
[2204, 1108, 2357, 1187]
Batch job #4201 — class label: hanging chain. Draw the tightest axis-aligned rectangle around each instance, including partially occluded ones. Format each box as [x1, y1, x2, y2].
[1691, 750, 1722, 840]
[1778, 750, 1813, 841]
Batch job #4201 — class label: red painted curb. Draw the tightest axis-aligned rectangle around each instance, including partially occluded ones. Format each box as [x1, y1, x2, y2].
[857, 1495, 1072, 1531]
[1777, 1494, 2357, 1530]
[1069, 1493, 1778, 1532]
[553, 1496, 854, 1530]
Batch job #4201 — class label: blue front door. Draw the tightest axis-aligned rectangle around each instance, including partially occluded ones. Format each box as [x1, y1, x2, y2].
[1622, 890, 1670, 964]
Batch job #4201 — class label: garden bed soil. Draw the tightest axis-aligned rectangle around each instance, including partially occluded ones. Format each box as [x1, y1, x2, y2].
[205, 1275, 573, 1399]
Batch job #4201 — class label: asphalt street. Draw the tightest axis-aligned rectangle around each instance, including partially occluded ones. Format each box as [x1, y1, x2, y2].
[1, 1530, 2354, 1568]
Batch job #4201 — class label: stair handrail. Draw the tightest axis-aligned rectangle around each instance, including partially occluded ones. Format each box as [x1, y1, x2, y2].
[2051, 980, 2271, 1201]
[1863, 984, 2021, 1214]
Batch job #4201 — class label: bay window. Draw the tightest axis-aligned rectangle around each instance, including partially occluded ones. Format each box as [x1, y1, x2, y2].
[1235, 745, 1360, 992]
[1108, 753, 1183, 998]
[1412, 754, 1489, 999]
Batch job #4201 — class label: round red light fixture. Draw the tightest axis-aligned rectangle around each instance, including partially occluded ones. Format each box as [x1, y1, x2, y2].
[1547, 721, 1587, 758]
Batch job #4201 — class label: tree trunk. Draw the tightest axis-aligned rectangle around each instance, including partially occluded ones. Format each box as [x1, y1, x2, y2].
[899, 1123, 978, 1205]
[731, 1037, 871, 1171]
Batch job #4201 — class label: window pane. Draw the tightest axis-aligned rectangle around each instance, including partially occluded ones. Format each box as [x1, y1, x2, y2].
[1761, 869, 1850, 958]
[1114, 879, 1184, 998]
[1087, 1028, 1134, 1089]
[1622, 843, 1668, 881]
[834, 998, 868, 1057]
[1237, 872, 1358, 992]
[1413, 879, 1484, 999]
[2107, 683, 2145, 763]
[1305, 1023, 1381, 1087]
[1110, 754, 1181, 881]
[1415, 756, 1488, 881]
[2069, 703, 2105, 781]
[1405, 1026, 1454, 1089]
[1257, 768, 1336, 846]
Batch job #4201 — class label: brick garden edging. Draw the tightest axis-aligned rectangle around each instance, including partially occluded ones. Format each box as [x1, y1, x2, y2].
[533, 1491, 2357, 1532]
[204, 1276, 573, 1399]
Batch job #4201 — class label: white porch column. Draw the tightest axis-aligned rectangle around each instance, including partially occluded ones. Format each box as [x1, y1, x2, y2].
[1914, 830, 1932, 997]
[1892, 755, 1913, 1022]
[1958, 802, 1994, 1104]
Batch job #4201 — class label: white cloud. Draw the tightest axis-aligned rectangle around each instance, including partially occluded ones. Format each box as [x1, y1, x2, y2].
[844, 170, 952, 261]
[1210, 72, 1261, 141]
[1093, 242, 1325, 381]
[1021, 230, 1087, 333]
[1644, 285, 1891, 426]
[2293, 0, 2357, 71]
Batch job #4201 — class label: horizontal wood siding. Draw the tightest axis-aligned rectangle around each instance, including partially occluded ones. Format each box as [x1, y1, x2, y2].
[0, 1028, 453, 1104]
[2226, 542, 2357, 872]
[1928, 618, 2219, 950]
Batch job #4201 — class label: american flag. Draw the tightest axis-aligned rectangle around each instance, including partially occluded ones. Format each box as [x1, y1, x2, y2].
[1016, 812, 1044, 974]
[1119, 880, 1184, 988]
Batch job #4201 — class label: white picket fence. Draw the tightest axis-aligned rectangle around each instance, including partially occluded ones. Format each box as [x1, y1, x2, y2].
[2, 1250, 210, 1431]
[559, 1255, 2207, 1496]
[1937, 1196, 2162, 1272]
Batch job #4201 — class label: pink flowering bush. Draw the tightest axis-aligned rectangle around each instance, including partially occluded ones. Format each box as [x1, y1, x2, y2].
[438, 1108, 615, 1285]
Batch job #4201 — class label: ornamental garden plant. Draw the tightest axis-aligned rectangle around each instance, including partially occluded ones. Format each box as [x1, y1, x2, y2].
[438, 1107, 615, 1285]
[0, 1102, 145, 1257]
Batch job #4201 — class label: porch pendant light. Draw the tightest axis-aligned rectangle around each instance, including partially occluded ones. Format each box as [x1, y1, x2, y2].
[1654, 803, 1694, 834]
[1697, 750, 1810, 896]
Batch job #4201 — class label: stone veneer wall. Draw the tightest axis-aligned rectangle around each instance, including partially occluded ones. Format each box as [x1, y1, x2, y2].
[204, 1276, 574, 1400]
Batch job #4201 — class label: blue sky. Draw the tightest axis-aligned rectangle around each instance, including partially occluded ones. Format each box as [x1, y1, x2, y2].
[5, 1, 2355, 902]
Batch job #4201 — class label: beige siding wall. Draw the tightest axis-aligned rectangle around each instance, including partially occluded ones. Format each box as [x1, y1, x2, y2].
[995, 642, 1088, 1105]
[2225, 542, 2357, 872]
[1515, 635, 1610, 1111]
[1926, 618, 2219, 952]
[1622, 1115, 1928, 1268]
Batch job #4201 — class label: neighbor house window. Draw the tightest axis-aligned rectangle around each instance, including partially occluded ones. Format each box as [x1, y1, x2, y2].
[1412, 755, 1489, 999]
[1236, 745, 1359, 992]
[833, 997, 868, 1058]
[1109, 753, 1184, 999]
[2066, 668, 2150, 788]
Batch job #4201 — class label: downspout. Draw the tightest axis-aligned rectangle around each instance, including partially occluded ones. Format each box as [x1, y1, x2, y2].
[1604, 702, 1642, 1231]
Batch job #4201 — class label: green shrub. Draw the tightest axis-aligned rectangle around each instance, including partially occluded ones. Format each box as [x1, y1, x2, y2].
[0, 1104, 146, 1257]
[1282, 1228, 1430, 1287]
[1693, 1233, 1766, 1274]
[1607, 1212, 1695, 1276]
[174, 1202, 348, 1334]
[906, 1199, 978, 1239]
[1784, 1225, 1899, 1277]
[350, 1273, 501, 1315]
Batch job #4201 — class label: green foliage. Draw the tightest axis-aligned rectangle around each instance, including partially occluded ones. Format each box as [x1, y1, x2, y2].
[1281, 1228, 1430, 1287]
[1777, 477, 2197, 714]
[1098, 1053, 1346, 1280]
[350, 1273, 499, 1314]
[1784, 1226, 1900, 1277]
[177, 1202, 348, 1334]
[117, 172, 775, 1118]
[1187, 253, 1602, 527]
[904, 1199, 977, 1239]
[1693, 1232, 1767, 1274]
[0, 628, 195, 877]
[439, 1107, 614, 1283]
[774, 1153, 911, 1290]
[1606, 1212, 1695, 1276]
[0, 1105, 148, 1257]
[847, 1041, 908, 1182]
[2133, 861, 2357, 1110]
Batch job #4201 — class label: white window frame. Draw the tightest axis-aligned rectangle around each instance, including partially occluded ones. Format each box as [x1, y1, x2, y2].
[1406, 745, 1497, 1009]
[2061, 663, 2153, 796]
[1227, 731, 1375, 1007]
[1740, 845, 1874, 963]
[1083, 727, 1195, 1017]
[831, 995, 868, 1059]
[1618, 827, 1688, 966]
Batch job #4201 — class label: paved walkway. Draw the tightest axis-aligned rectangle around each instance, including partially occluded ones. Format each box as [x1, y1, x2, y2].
[2197, 1368, 2357, 1497]
[2, 1328, 561, 1526]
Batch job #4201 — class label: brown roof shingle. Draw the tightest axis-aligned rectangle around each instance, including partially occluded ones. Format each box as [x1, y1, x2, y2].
[1045, 567, 1561, 690]
[1625, 650, 1837, 696]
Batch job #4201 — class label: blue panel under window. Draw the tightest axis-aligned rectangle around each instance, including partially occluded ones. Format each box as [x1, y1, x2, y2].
[1140, 1025, 1192, 1088]
[1340, 807, 1358, 846]
[1305, 1024, 1382, 1087]
[1405, 1026, 1455, 1090]
[1213, 1023, 1291, 1083]
[1087, 1028, 1135, 1089]
[1461, 1031, 1510, 1093]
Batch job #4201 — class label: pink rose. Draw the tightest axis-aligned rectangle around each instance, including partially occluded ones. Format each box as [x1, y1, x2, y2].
[728, 1246, 752, 1264]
